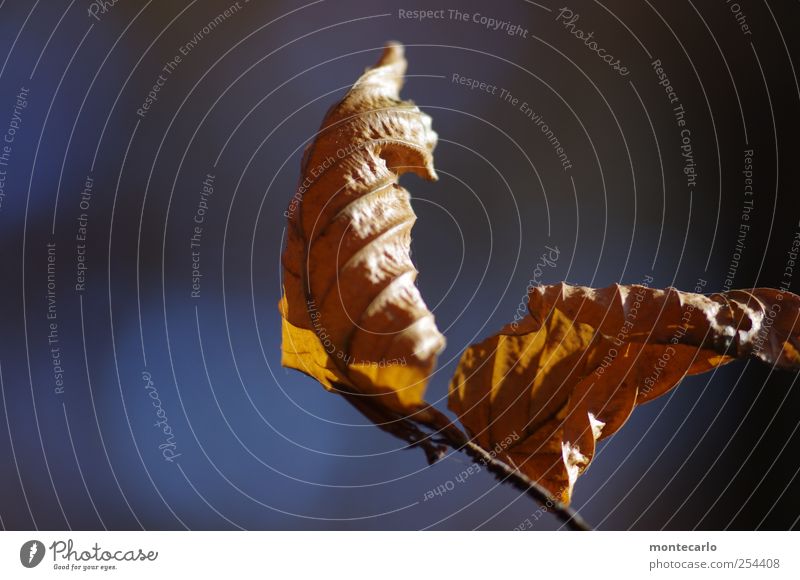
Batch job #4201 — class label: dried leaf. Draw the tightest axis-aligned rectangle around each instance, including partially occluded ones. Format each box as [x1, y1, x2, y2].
[280, 43, 442, 420]
[449, 283, 800, 503]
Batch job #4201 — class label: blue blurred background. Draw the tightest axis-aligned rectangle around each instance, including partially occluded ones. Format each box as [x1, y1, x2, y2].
[0, 0, 798, 530]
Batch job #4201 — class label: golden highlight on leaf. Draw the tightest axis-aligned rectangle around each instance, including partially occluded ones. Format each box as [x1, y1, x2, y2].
[449, 283, 800, 503]
[280, 43, 442, 417]
[278, 44, 800, 526]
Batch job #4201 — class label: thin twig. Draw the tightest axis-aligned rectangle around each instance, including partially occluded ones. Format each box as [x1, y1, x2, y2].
[460, 440, 591, 531]
[339, 389, 591, 530]
[422, 406, 592, 531]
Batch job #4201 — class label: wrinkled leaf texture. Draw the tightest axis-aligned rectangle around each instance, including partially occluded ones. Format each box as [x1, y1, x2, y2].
[279, 43, 800, 506]
[449, 283, 800, 502]
[280, 43, 447, 444]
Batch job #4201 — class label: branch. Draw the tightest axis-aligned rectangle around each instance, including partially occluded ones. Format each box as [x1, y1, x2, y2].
[420, 406, 592, 532]
[338, 386, 591, 530]
[460, 439, 591, 531]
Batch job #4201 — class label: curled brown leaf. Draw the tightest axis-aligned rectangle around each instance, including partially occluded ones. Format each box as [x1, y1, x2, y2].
[280, 43, 443, 426]
[449, 283, 800, 503]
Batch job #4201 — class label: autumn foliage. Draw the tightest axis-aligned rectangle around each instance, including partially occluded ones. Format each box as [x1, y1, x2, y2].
[280, 43, 800, 514]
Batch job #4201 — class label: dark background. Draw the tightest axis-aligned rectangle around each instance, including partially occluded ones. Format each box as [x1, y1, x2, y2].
[0, 0, 798, 530]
